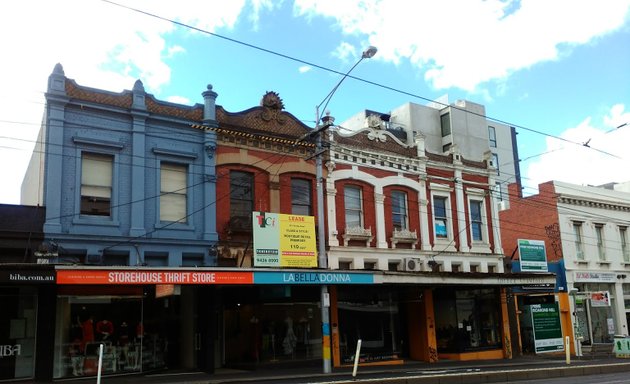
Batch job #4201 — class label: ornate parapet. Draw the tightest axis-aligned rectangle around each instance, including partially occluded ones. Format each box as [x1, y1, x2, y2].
[342, 226, 373, 247]
[390, 228, 418, 248]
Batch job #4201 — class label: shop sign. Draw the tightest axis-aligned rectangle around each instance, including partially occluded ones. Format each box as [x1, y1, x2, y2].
[253, 212, 317, 268]
[590, 291, 611, 307]
[531, 303, 564, 354]
[0, 270, 55, 284]
[614, 336, 630, 358]
[518, 239, 548, 272]
[574, 271, 616, 282]
[254, 271, 374, 285]
[57, 270, 253, 285]
[519, 283, 554, 291]
[497, 277, 554, 286]
[0, 344, 20, 358]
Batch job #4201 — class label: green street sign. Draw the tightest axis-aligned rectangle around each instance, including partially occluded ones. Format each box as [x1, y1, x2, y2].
[531, 303, 564, 353]
[518, 239, 548, 273]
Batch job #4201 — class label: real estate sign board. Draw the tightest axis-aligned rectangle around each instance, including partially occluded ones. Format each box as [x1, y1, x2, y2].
[518, 239, 548, 272]
[531, 303, 564, 353]
[253, 212, 317, 268]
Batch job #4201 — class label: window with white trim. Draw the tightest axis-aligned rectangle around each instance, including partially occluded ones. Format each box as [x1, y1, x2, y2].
[595, 224, 606, 261]
[488, 126, 497, 147]
[470, 200, 484, 241]
[491, 153, 499, 175]
[160, 162, 188, 222]
[80, 152, 113, 216]
[440, 113, 451, 137]
[620, 226, 629, 262]
[573, 222, 584, 260]
[433, 195, 448, 239]
[344, 186, 363, 228]
[391, 190, 408, 230]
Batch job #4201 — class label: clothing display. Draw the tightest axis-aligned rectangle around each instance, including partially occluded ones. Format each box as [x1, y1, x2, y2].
[96, 319, 114, 340]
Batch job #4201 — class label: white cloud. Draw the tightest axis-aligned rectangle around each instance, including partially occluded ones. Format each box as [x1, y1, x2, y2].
[525, 104, 630, 189]
[166, 95, 192, 105]
[332, 42, 357, 62]
[298, 65, 312, 73]
[294, 0, 630, 91]
[0, 0, 250, 204]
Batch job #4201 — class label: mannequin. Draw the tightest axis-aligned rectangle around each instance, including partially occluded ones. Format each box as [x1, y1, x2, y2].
[79, 316, 95, 351]
[282, 315, 297, 356]
[96, 319, 114, 341]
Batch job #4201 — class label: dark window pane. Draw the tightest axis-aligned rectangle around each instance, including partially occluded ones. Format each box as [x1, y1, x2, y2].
[291, 178, 311, 215]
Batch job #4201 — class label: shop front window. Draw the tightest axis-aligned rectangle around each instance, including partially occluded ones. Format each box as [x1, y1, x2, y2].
[337, 287, 402, 364]
[434, 288, 502, 353]
[54, 292, 147, 378]
[574, 283, 616, 344]
[0, 287, 37, 381]
[222, 286, 322, 367]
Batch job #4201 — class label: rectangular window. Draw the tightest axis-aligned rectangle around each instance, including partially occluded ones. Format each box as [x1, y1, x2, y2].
[339, 261, 352, 270]
[388, 262, 400, 271]
[492, 153, 499, 175]
[470, 200, 483, 241]
[621, 227, 629, 262]
[80, 152, 113, 216]
[440, 113, 451, 137]
[488, 126, 497, 147]
[344, 186, 363, 228]
[230, 171, 254, 224]
[573, 222, 584, 260]
[160, 162, 187, 222]
[595, 224, 606, 261]
[391, 191, 408, 230]
[291, 178, 312, 216]
[433, 196, 448, 238]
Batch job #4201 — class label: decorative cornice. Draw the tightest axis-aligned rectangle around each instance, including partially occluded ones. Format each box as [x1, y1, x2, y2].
[191, 124, 315, 148]
[558, 196, 630, 212]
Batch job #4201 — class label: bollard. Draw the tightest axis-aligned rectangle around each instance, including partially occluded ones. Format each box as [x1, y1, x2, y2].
[565, 336, 570, 365]
[352, 339, 362, 379]
[97, 343, 104, 384]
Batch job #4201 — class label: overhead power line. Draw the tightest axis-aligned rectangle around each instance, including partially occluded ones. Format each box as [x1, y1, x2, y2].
[99, 0, 620, 160]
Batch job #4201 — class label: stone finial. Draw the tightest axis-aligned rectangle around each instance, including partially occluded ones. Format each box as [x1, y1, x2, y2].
[53, 63, 65, 75]
[133, 79, 145, 93]
[202, 84, 218, 122]
[48, 63, 67, 95]
[414, 132, 426, 158]
[131, 79, 146, 110]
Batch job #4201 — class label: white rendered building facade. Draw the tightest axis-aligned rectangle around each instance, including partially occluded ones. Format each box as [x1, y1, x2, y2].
[323, 113, 505, 273]
[556, 181, 630, 344]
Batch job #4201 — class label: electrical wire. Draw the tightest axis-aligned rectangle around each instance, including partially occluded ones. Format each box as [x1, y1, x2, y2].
[97, 0, 621, 160]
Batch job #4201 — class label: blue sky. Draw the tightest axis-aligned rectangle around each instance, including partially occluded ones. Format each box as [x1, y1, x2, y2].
[0, 0, 629, 203]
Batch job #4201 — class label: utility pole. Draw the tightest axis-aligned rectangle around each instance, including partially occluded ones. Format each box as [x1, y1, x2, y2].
[312, 46, 377, 374]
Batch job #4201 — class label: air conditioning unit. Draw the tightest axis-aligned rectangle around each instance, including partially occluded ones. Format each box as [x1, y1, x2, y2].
[403, 257, 422, 272]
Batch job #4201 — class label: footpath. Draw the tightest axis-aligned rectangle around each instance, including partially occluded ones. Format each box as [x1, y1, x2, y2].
[42, 355, 630, 384]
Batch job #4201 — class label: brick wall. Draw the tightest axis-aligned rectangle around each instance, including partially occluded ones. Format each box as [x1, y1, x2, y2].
[500, 181, 561, 262]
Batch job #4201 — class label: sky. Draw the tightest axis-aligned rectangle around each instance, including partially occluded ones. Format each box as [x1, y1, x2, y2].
[0, 0, 629, 204]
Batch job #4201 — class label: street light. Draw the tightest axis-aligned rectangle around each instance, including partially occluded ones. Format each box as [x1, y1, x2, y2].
[313, 45, 377, 374]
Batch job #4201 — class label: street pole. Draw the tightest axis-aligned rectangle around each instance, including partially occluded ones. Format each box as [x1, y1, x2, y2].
[313, 46, 377, 374]
[315, 105, 332, 373]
